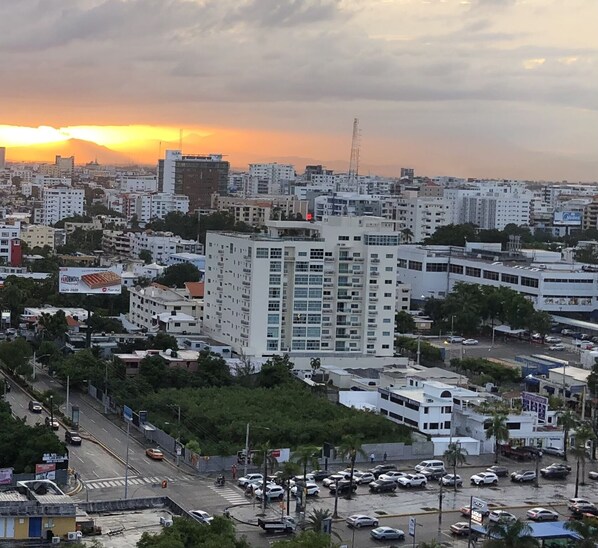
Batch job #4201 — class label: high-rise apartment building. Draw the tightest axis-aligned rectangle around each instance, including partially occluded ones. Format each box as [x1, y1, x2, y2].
[41, 188, 84, 226]
[0, 147, 5, 169]
[204, 216, 399, 357]
[158, 150, 229, 210]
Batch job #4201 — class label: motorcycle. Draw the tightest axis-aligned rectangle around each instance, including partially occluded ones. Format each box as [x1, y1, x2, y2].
[214, 477, 225, 487]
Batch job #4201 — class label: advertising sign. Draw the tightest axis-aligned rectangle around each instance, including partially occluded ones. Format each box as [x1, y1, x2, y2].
[554, 211, 582, 226]
[408, 517, 416, 537]
[59, 267, 122, 294]
[472, 510, 484, 524]
[42, 453, 68, 464]
[0, 467, 13, 485]
[123, 405, 133, 422]
[35, 463, 56, 480]
[522, 392, 548, 422]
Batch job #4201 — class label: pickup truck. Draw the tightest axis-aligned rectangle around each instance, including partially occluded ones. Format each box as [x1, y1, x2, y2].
[257, 516, 297, 534]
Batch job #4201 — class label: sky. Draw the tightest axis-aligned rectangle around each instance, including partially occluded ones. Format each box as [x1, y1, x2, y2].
[0, 0, 597, 180]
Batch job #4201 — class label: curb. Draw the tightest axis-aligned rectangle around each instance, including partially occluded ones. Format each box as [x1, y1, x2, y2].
[65, 477, 84, 497]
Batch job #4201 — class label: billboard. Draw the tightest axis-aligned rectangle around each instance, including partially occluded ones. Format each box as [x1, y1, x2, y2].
[522, 392, 548, 422]
[35, 463, 56, 480]
[554, 211, 582, 226]
[59, 267, 122, 294]
[0, 467, 13, 485]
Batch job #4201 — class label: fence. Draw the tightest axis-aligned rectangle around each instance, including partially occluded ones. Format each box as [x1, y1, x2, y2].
[2, 470, 68, 488]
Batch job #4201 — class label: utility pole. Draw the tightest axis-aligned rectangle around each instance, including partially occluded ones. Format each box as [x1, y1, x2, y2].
[262, 448, 268, 513]
[124, 419, 131, 499]
[65, 376, 70, 419]
[437, 480, 444, 541]
[103, 362, 108, 414]
[333, 478, 340, 518]
[176, 405, 181, 467]
[49, 395, 54, 428]
[416, 334, 421, 365]
[243, 423, 250, 478]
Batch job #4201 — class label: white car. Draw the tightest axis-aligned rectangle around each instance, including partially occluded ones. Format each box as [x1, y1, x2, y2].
[446, 336, 464, 344]
[322, 473, 350, 487]
[488, 510, 516, 524]
[568, 497, 592, 510]
[470, 472, 499, 486]
[255, 485, 285, 501]
[238, 473, 263, 487]
[549, 344, 565, 351]
[462, 339, 479, 345]
[346, 514, 379, 529]
[526, 507, 559, 521]
[293, 473, 315, 483]
[189, 510, 213, 524]
[378, 471, 406, 482]
[397, 473, 427, 488]
[291, 482, 319, 497]
[545, 336, 562, 343]
[353, 471, 376, 484]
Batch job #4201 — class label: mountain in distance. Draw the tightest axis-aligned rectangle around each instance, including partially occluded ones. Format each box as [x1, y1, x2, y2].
[7, 138, 134, 165]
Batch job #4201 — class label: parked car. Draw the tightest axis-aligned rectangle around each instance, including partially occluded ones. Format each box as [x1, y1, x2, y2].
[370, 527, 405, 541]
[589, 471, 598, 480]
[293, 473, 315, 483]
[397, 473, 427, 488]
[291, 482, 319, 497]
[346, 514, 379, 529]
[440, 474, 462, 487]
[543, 446, 565, 458]
[521, 446, 543, 458]
[421, 468, 446, 481]
[446, 336, 464, 344]
[255, 485, 285, 501]
[568, 498, 593, 510]
[470, 472, 499, 486]
[189, 510, 213, 524]
[570, 503, 598, 517]
[561, 329, 575, 336]
[526, 507, 559, 521]
[510, 470, 536, 482]
[145, 448, 164, 460]
[544, 336, 562, 343]
[310, 470, 330, 482]
[65, 430, 82, 445]
[549, 344, 565, 351]
[415, 460, 445, 473]
[378, 471, 406, 482]
[369, 464, 398, 478]
[28, 400, 42, 413]
[353, 471, 376, 484]
[369, 479, 398, 493]
[238, 473, 263, 488]
[540, 463, 571, 479]
[486, 465, 509, 477]
[45, 416, 59, 430]
[462, 339, 479, 345]
[329, 480, 357, 495]
[488, 510, 516, 524]
[460, 505, 490, 518]
[450, 522, 472, 536]
[323, 472, 351, 487]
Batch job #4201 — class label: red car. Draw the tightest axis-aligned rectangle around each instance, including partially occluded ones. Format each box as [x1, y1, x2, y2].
[146, 448, 164, 460]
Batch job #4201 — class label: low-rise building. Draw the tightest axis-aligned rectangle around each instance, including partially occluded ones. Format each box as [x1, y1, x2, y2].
[20, 224, 58, 251]
[114, 348, 201, 376]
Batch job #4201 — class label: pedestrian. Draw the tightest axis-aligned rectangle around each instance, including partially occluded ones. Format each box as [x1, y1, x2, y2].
[231, 463, 237, 480]
[383, 452, 388, 463]
[370, 452, 375, 463]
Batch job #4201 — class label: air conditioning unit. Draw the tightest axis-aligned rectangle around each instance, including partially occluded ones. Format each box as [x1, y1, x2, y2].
[51, 538, 60, 545]
[67, 532, 78, 541]
[160, 517, 173, 527]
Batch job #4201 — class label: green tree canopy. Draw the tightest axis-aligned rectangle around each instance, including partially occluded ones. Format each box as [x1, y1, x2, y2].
[395, 310, 416, 334]
[155, 263, 201, 288]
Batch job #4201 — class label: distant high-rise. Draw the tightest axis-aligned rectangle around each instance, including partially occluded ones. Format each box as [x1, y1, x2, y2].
[0, 147, 5, 169]
[158, 150, 229, 210]
[400, 168, 414, 181]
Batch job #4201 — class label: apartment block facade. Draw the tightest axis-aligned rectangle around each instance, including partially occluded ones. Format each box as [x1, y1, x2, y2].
[204, 216, 399, 357]
[41, 188, 84, 226]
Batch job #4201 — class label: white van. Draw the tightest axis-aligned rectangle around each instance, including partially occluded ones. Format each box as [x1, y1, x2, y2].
[415, 460, 445, 473]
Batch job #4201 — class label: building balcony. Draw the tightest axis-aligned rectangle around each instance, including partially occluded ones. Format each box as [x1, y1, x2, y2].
[242, 281, 250, 287]
[241, 306, 249, 312]
[354, 257, 364, 262]
[371, 258, 380, 264]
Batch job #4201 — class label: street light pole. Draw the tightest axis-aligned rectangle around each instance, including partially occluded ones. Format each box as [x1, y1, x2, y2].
[49, 395, 54, 428]
[65, 375, 70, 419]
[244, 423, 250, 478]
[104, 362, 108, 414]
[416, 334, 421, 365]
[124, 419, 131, 499]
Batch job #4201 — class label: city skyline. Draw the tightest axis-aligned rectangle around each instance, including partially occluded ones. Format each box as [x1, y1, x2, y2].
[1, 0, 597, 180]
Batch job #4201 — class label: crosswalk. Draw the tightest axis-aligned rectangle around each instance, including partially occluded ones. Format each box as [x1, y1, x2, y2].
[209, 484, 247, 505]
[85, 476, 174, 490]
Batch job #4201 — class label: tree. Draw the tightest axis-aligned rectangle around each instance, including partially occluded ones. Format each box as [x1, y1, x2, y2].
[309, 357, 321, 377]
[527, 310, 553, 338]
[38, 310, 68, 342]
[486, 413, 509, 464]
[149, 332, 178, 351]
[292, 445, 320, 488]
[252, 442, 279, 476]
[565, 517, 598, 548]
[400, 228, 414, 243]
[573, 421, 596, 491]
[338, 434, 366, 500]
[424, 223, 478, 246]
[444, 442, 468, 491]
[54, 350, 104, 388]
[483, 519, 539, 548]
[257, 354, 294, 388]
[136, 516, 250, 548]
[139, 249, 153, 264]
[272, 531, 338, 548]
[139, 355, 168, 391]
[0, 338, 33, 376]
[557, 409, 579, 462]
[305, 508, 334, 535]
[395, 310, 415, 334]
[155, 263, 201, 288]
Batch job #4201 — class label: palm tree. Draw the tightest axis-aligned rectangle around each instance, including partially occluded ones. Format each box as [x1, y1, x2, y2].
[252, 441, 279, 513]
[305, 508, 341, 541]
[557, 409, 580, 462]
[572, 421, 596, 495]
[485, 413, 509, 464]
[292, 445, 321, 484]
[279, 461, 300, 516]
[444, 442, 469, 491]
[338, 435, 366, 500]
[401, 228, 414, 243]
[565, 517, 598, 548]
[483, 520, 539, 548]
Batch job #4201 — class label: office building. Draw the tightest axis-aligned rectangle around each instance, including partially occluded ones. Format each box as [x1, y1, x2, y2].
[20, 224, 58, 251]
[158, 150, 229, 210]
[204, 216, 400, 357]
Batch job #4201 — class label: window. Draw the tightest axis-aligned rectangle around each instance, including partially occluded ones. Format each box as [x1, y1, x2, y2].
[408, 261, 422, 271]
[308, 288, 322, 298]
[293, 326, 306, 337]
[501, 273, 518, 284]
[295, 275, 309, 285]
[385, 280, 392, 284]
[268, 301, 280, 311]
[308, 301, 321, 311]
[384, 292, 391, 297]
[256, 248, 269, 258]
[465, 267, 481, 278]
[267, 327, 279, 338]
[383, 305, 391, 310]
[310, 249, 324, 260]
[353, 236, 361, 241]
[269, 274, 281, 285]
[270, 261, 281, 272]
[309, 275, 323, 285]
[483, 270, 499, 281]
[267, 340, 278, 350]
[308, 314, 321, 324]
[386, 253, 394, 258]
[269, 288, 280, 298]
[398, 258, 407, 268]
[307, 326, 320, 337]
[449, 264, 463, 274]
[521, 276, 539, 288]
[339, 235, 349, 241]
[294, 301, 308, 311]
[306, 340, 320, 350]
[268, 314, 279, 324]
[426, 262, 448, 272]
[270, 248, 282, 258]
[294, 287, 309, 298]
[296, 262, 309, 271]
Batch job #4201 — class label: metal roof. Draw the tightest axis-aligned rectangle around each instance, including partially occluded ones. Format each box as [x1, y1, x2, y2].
[552, 314, 598, 333]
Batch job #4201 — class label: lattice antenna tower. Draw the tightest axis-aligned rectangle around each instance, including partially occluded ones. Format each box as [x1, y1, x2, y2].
[348, 117, 361, 192]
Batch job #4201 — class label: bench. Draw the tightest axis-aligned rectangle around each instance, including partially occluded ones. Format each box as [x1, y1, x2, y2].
[107, 526, 124, 536]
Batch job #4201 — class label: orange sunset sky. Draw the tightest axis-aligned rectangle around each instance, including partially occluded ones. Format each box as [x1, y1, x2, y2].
[1, 1, 597, 180]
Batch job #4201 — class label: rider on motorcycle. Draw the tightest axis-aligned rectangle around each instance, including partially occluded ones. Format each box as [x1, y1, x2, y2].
[216, 474, 225, 486]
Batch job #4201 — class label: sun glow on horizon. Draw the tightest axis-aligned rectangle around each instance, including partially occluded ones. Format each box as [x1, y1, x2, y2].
[0, 125, 213, 149]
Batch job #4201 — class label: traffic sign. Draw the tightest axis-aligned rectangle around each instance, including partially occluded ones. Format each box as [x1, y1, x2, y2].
[123, 405, 133, 422]
[408, 517, 416, 537]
